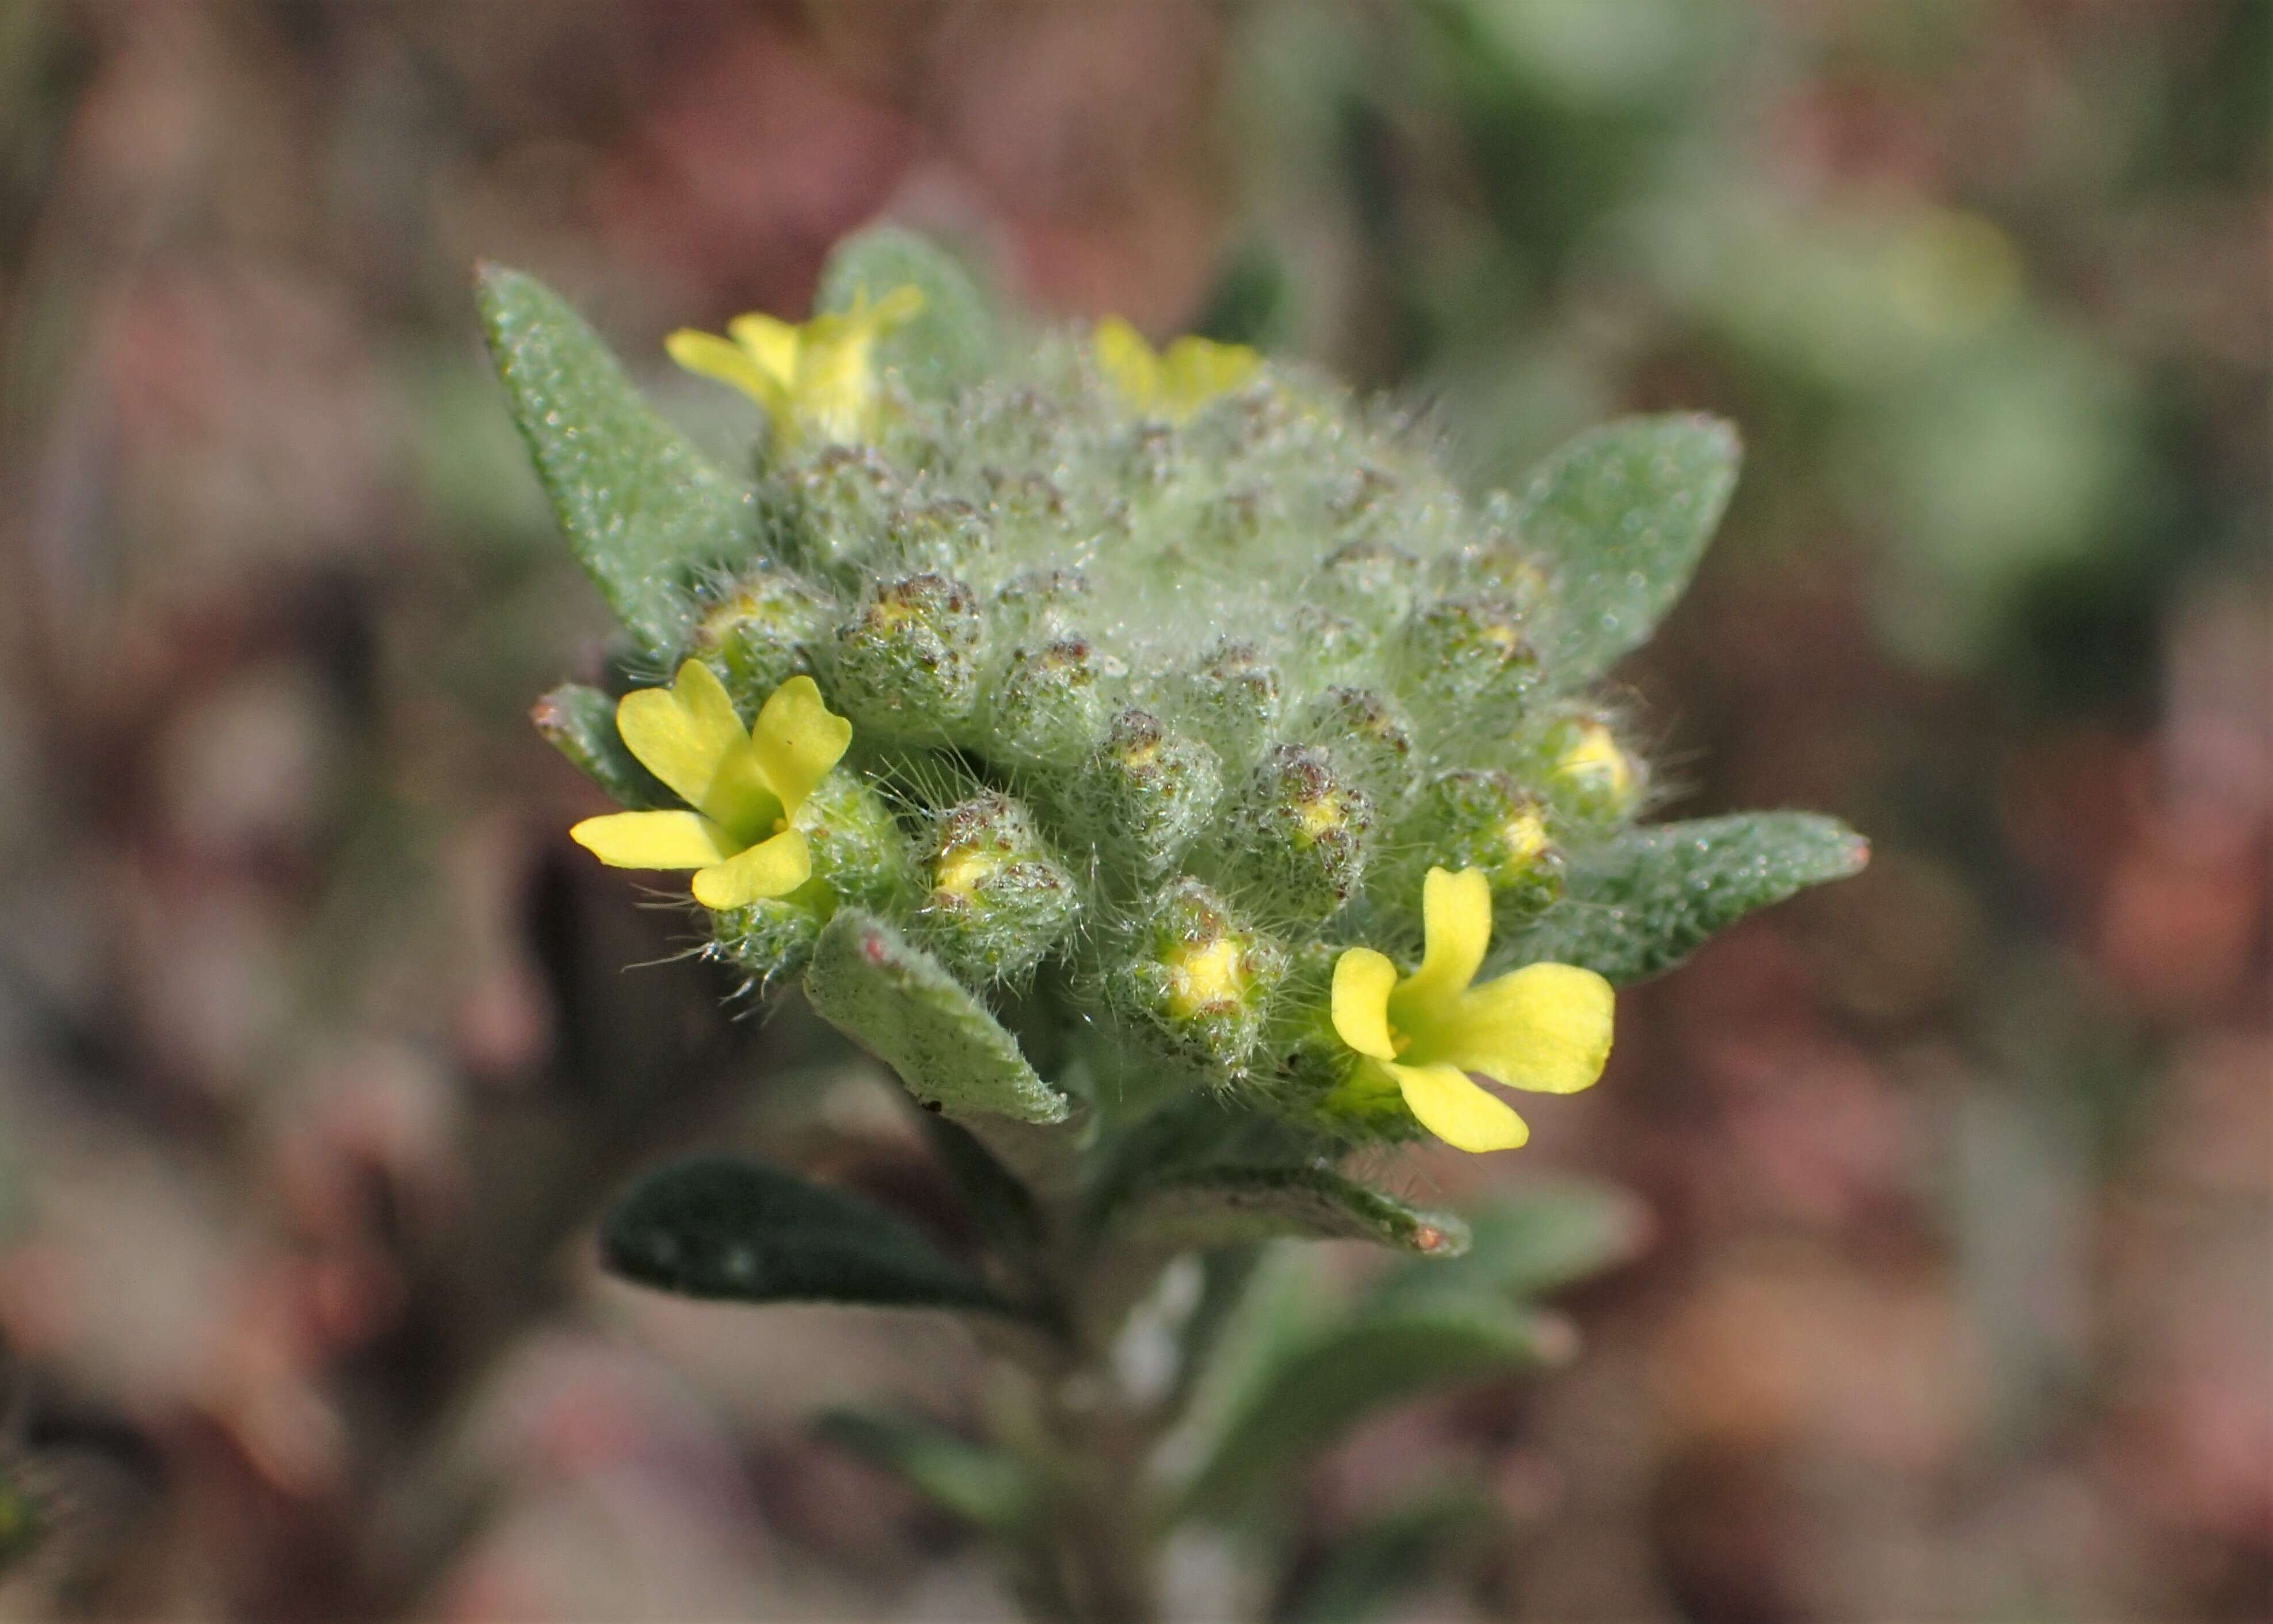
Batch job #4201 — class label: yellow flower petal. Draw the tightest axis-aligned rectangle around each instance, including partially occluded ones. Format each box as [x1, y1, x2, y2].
[1094, 316, 1161, 410]
[615, 660, 752, 815]
[1330, 947, 1401, 1061]
[1395, 867, 1493, 1012]
[749, 675, 853, 815]
[791, 319, 879, 443]
[691, 828, 811, 910]
[725, 312, 801, 387]
[667, 329, 789, 416]
[1159, 335, 1258, 417]
[1390, 1061, 1531, 1153]
[1442, 962, 1615, 1096]
[570, 809, 738, 870]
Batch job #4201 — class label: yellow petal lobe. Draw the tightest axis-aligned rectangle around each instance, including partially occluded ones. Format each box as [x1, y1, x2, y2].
[615, 660, 750, 814]
[1159, 335, 1258, 418]
[1395, 867, 1493, 1011]
[570, 810, 738, 871]
[1094, 317, 1161, 410]
[691, 829, 811, 910]
[667, 329, 788, 414]
[1441, 962, 1614, 1096]
[1330, 948, 1401, 1062]
[725, 313, 801, 386]
[1391, 1061, 1531, 1153]
[748, 676, 853, 815]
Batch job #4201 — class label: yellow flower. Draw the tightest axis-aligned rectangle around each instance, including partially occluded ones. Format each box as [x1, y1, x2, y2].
[1094, 316, 1260, 422]
[1332, 868, 1614, 1152]
[667, 285, 926, 449]
[570, 663, 852, 911]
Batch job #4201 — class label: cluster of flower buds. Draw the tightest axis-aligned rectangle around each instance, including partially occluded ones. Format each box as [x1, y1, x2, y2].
[503, 227, 1859, 1154]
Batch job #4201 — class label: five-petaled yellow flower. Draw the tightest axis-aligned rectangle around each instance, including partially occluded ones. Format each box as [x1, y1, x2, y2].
[570, 662, 852, 912]
[1094, 317, 1260, 422]
[1332, 868, 1614, 1152]
[668, 285, 925, 449]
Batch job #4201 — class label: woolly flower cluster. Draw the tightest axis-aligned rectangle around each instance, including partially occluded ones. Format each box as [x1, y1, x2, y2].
[514, 234, 1719, 1155]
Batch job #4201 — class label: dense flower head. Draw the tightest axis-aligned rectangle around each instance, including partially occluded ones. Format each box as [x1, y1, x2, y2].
[537, 248, 1713, 1155]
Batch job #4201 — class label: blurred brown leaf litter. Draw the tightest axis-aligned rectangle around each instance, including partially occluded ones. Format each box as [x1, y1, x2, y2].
[0, 1, 2264, 1619]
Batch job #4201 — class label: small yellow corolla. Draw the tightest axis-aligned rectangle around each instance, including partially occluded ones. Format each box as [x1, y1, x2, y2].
[1332, 868, 1614, 1152]
[667, 285, 925, 449]
[1094, 317, 1259, 422]
[570, 662, 852, 912]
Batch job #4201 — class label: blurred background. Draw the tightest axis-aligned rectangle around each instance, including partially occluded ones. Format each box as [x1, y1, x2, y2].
[0, 1, 2263, 1618]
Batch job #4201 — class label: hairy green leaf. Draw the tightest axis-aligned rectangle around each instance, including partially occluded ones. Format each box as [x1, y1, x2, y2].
[1508, 811, 1869, 983]
[531, 683, 670, 809]
[814, 1409, 1036, 1534]
[477, 264, 756, 653]
[817, 224, 997, 397]
[1517, 413, 1741, 678]
[601, 1156, 1013, 1314]
[1113, 1166, 1470, 1256]
[1179, 1303, 1573, 1518]
[805, 910, 1071, 1126]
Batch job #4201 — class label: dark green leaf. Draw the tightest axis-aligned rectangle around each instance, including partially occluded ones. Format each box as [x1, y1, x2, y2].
[477, 264, 757, 653]
[919, 1112, 1046, 1254]
[804, 910, 1070, 1127]
[531, 683, 671, 809]
[1113, 1166, 1470, 1256]
[1517, 414, 1741, 678]
[1509, 812, 1869, 983]
[816, 225, 997, 397]
[601, 1156, 1014, 1315]
[814, 1409, 1035, 1534]
[1179, 1303, 1573, 1518]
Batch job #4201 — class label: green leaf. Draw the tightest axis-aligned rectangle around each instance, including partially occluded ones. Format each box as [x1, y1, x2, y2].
[601, 1155, 1015, 1315]
[476, 264, 757, 653]
[1372, 1177, 1650, 1311]
[813, 1409, 1036, 1534]
[1509, 811, 1869, 984]
[1112, 1166, 1470, 1257]
[1516, 413, 1741, 678]
[1178, 1303, 1573, 1518]
[805, 910, 1070, 1126]
[531, 683, 671, 809]
[816, 225, 997, 397]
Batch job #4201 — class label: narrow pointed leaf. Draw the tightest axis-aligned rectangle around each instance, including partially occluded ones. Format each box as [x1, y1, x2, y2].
[601, 1156, 1014, 1315]
[1179, 1303, 1573, 1518]
[1508, 812, 1869, 984]
[532, 683, 671, 809]
[1518, 414, 1741, 678]
[1372, 1177, 1651, 1312]
[1113, 1166, 1470, 1256]
[814, 1409, 1036, 1534]
[816, 225, 997, 397]
[478, 265, 757, 653]
[804, 910, 1070, 1126]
